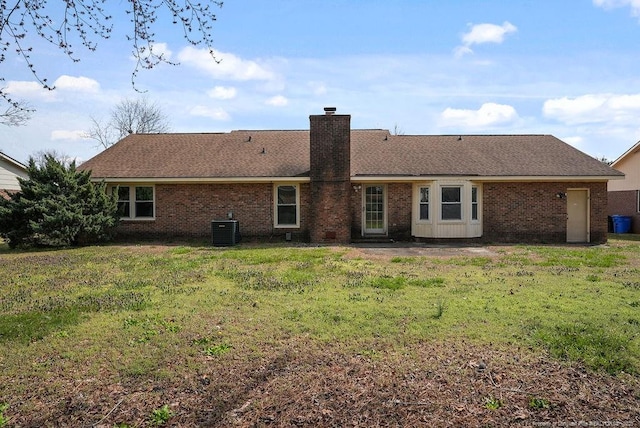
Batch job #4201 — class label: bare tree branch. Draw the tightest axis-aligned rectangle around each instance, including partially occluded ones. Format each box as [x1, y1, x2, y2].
[85, 115, 117, 150]
[596, 156, 613, 166]
[111, 97, 170, 138]
[0, 96, 32, 126]
[0, 0, 223, 122]
[31, 148, 73, 167]
[86, 97, 171, 149]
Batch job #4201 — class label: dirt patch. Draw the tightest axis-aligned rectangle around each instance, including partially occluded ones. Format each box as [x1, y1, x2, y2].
[348, 243, 500, 259]
[7, 340, 638, 427]
[222, 342, 639, 428]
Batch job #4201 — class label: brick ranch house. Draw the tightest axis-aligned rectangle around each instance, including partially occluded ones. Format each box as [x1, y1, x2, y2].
[80, 108, 623, 244]
[608, 140, 640, 233]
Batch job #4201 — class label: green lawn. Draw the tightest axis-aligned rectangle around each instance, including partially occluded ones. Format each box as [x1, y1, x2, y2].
[0, 238, 638, 426]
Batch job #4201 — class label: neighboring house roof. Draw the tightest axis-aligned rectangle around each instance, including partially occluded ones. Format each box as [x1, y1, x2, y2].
[0, 151, 28, 193]
[611, 140, 640, 168]
[608, 140, 639, 192]
[80, 131, 623, 181]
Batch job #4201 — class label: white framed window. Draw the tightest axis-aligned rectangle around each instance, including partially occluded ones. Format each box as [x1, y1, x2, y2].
[419, 186, 430, 221]
[441, 186, 462, 220]
[274, 184, 299, 227]
[471, 186, 479, 221]
[112, 185, 155, 220]
[116, 186, 131, 218]
[637, 190, 640, 213]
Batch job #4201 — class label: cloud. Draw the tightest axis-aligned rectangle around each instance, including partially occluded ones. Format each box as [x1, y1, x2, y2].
[150, 43, 173, 60]
[50, 130, 90, 141]
[560, 136, 584, 148]
[54, 75, 100, 92]
[4, 80, 56, 101]
[440, 103, 519, 128]
[207, 86, 237, 100]
[542, 93, 640, 124]
[178, 47, 276, 81]
[131, 42, 173, 63]
[190, 105, 231, 121]
[265, 95, 288, 107]
[453, 45, 474, 58]
[308, 81, 327, 96]
[593, 0, 640, 17]
[4, 76, 99, 102]
[455, 21, 517, 57]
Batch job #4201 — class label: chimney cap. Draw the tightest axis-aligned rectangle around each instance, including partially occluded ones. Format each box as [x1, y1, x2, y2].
[324, 107, 337, 115]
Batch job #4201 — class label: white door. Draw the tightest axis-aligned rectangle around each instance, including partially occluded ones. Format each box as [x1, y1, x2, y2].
[567, 189, 589, 243]
[364, 185, 386, 235]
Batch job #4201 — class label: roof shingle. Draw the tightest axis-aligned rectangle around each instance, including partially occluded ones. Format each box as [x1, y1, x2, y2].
[79, 130, 622, 179]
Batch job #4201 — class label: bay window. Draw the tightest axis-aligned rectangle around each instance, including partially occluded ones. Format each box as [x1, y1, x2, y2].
[471, 186, 479, 221]
[419, 187, 430, 220]
[441, 186, 462, 220]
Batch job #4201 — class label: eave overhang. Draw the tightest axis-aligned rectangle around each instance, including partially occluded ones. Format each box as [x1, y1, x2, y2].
[91, 174, 623, 184]
[349, 175, 623, 182]
[90, 176, 312, 184]
[611, 140, 640, 167]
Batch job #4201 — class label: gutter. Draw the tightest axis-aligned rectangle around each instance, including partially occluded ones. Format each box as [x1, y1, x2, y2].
[91, 175, 623, 184]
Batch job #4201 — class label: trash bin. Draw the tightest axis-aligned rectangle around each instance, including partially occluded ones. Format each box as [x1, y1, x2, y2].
[211, 220, 241, 246]
[612, 215, 632, 234]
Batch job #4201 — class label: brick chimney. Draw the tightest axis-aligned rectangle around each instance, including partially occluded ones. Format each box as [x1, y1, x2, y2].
[309, 107, 351, 243]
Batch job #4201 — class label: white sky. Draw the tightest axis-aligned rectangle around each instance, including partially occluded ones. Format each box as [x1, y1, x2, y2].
[2, 0, 640, 164]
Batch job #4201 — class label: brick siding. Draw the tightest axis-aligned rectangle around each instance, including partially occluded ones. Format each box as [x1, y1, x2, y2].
[483, 182, 608, 243]
[114, 182, 310, 242]
[386, 183, 413, 240]
[113, 180, 610, 244]
[309, 113, 352, 243]
[608, 190, 639, 233]
[309, 181, 351, 243]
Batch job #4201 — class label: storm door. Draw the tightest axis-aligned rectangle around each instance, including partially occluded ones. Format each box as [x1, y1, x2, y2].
[364, 185, 386, 235]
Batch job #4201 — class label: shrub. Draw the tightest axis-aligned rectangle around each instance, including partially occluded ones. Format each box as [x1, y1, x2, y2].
[0, 154, 119, 248]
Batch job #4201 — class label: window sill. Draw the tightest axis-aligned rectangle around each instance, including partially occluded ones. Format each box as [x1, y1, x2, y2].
[120, 217, 156, 222]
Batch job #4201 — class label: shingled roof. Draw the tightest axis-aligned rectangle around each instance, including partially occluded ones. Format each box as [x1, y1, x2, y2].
[80, 130, 622, 180]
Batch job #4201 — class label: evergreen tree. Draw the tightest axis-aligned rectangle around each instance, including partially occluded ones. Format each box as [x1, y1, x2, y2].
[0, 154, 119, 248]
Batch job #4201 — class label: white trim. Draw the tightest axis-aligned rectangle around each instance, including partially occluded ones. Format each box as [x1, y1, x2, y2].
[566, 188, 590, 243]
[273, 183, 300, 228]
[440, 184, 464, 222]
[92, 175, 622, 184]
[611, 140, 640, 167]
[471, 185, 481, 223]
[0, 152, 27, 171]
[351, 175, 621, 182]
[362, 184, 387, 236]
[416, 184, 432, 223]
[94, 177, 311, 184]
[110, 184, 156, 221]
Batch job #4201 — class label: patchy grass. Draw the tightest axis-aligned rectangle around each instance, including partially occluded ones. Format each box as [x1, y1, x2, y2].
[0, 239, 639, 426]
